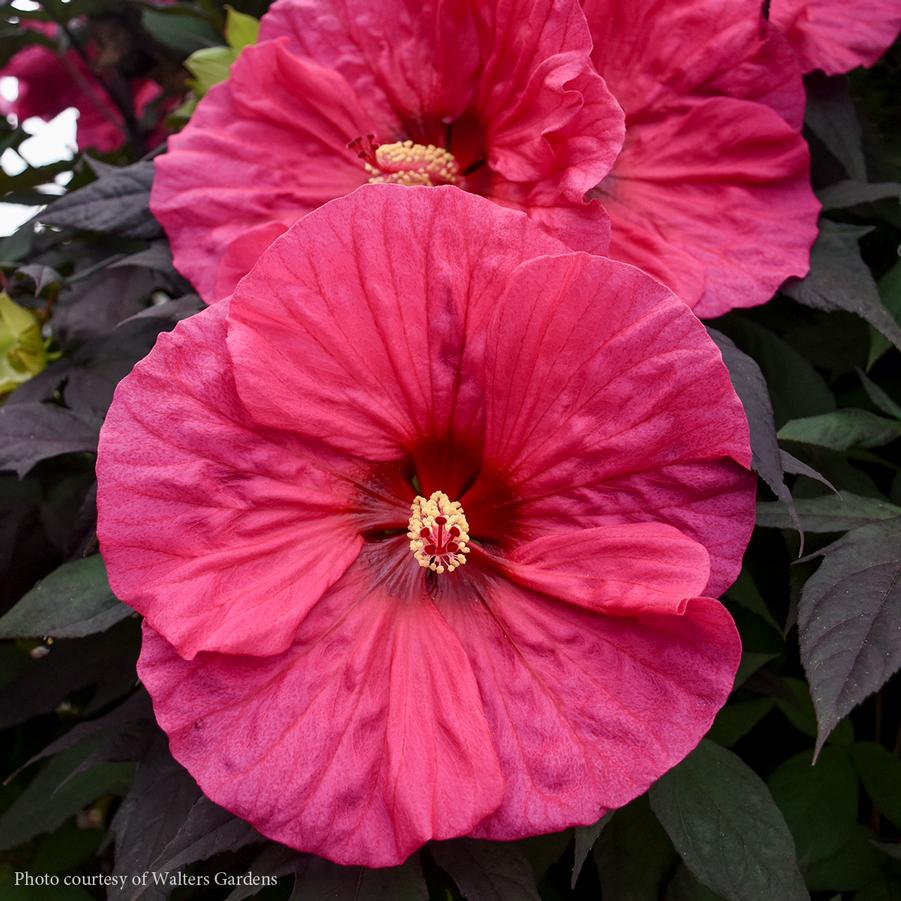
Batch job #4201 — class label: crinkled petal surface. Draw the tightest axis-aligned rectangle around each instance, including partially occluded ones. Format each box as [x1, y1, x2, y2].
[138, 551, 505, 867]
[97, 301, 364, 659]
[583, 0, 820, 316]
[498, 522, 711, 616]
[259, 0, 481, 126]
[771, 0, 901, 74]
[479, 252, 755, 595]
[151, 38, 376, 303]
[226, 185, 567, 462]
[153, 0, 623, 302]
[434, 583, 740, 839]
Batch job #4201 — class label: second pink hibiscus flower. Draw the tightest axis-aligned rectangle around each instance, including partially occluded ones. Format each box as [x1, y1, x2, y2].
[151, 0, 624, 302]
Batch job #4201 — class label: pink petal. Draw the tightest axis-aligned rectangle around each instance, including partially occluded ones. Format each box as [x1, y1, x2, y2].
[594, 98, 820, 318]
[771, 0, 901, 74]
[582, 0, 818, 315]
[226, 184, 566, 462]
[480, 252, 755, 595]
[150, 38, 381, 302]
[214, 220, 289, 301]
[584, 0, 806, 128]
[472, 0, 624, 194]
[97, 301, 363, 660]
[435, 584, 740, 839]
[138, 554, 505, 867]
[496, 522, 711, 616]
[260, 0, 481, 128]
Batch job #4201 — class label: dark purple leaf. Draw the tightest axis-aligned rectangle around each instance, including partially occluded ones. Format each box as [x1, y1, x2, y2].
[112, 738, 202, 901]
[708, 329, 801, 537]
[782, 222, 901, 353]
[799, 519, 901, 754]
[0, 403, 97, 478]
[41, 161, 161, 240]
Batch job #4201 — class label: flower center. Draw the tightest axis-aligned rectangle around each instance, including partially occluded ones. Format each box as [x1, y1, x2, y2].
[349, 135, 460, 187]
[407, 491, 470, 573]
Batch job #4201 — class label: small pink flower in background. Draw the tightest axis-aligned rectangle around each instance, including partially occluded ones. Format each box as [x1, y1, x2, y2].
[770, 0, 901, 74]
[150, 0, 625, 303]
[1, 22, 171, 153]
[97, 186, 754, 866]
[583, 0, 822, 319]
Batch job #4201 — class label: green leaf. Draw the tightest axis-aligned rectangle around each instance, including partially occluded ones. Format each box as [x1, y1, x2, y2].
[0, 555, 129, 639]
[798, 520, 901, 753]
[775, 678, 854, 746]
[0, 742, 133, 851]
[707, 698, 775, 747]
[868, 259, 901, 367]
[778, 409, 901, 451]
[141, 7, 222, 55]
[430, 839, 541, 901]
[665, 866, 725, 901]
[185, 45, 237, 96]
[858, 369, 901, 420]
[225, 5, 260, 49]
[725, 570, 781, 632]
[850, 742, 901, 831]
[649, 741, 809, 901]
[595, 795, 679, 901]
[0, 292, 47, 395]
[756, 492, 901, 532]
[768, 748, 857, 872]
[803, 829, 883, 893]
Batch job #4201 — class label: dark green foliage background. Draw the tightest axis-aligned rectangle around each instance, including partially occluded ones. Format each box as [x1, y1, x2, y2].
[0, 2, 900, 899]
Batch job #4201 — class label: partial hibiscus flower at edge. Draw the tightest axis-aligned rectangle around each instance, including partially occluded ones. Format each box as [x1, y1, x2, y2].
[1, 19, 174, 153]
[583, 0, 822, 318]
[150, 0, 625, 303]
[770, 0, 901, 75]
[97, 186, 754, 867]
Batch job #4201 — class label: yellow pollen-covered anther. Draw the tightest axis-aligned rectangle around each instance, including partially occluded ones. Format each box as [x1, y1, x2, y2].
[365, 140, 460, 187]
[407, 491, 471, 573]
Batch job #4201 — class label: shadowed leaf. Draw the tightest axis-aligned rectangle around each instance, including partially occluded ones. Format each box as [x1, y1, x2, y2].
[0, 555, 129, 639]
[649, 741, 809, 901]
[798, 519, 901, 753]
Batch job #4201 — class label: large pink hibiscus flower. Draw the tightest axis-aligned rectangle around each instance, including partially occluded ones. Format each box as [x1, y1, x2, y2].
[583, 0, 821, 318]
[150, 0, 625, 303]
[770, 0, 901, 74]
[97, 187, 754, 866]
